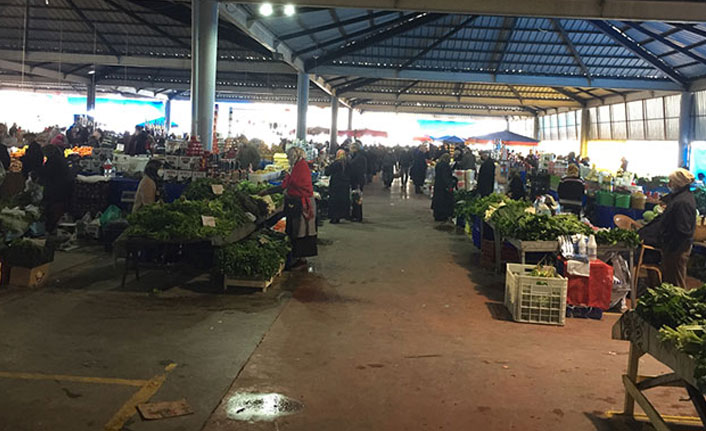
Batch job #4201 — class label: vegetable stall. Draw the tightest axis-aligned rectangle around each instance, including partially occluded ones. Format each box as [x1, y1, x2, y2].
[614, 284, 706, 430]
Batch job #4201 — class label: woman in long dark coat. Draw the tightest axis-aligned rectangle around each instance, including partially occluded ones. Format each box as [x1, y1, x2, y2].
[410, 145, 428, 194]
[432, 153, 456, 221]
[325, 150, 351, 223]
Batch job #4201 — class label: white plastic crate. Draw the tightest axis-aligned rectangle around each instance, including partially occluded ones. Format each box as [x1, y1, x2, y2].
[505, 263, 567, 326]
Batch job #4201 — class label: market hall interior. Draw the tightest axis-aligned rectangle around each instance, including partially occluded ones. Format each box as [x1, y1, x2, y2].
[0, 177, 690, 431]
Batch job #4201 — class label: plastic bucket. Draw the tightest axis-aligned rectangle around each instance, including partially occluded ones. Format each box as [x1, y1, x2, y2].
[596, 190, 614, 207]
[631, 194, 646, 210]
[614, 193, 631, 209]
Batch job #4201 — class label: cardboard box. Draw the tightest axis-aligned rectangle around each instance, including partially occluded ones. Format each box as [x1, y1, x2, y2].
[10, 263, 50, 288]
[163, 169, 178, 181]
[179, 156, 195, 170]
[178, 170, 193, 182]
[192, 171, 207, 179]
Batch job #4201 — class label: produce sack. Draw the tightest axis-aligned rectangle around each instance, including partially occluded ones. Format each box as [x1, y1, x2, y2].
[99, 205, 122, 227]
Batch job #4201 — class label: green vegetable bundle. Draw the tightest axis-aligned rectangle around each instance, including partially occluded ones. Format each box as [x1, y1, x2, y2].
[595, 228, 641, 248]
[126, 198, 247, 241]
[182, 178, 221, 201]
[488, 200, 532, 237]
[504, 213, 593, 241]
[454, 193, 509, 219]
[637, 283, 706, 389]
[236, 180, 270, 195]
[215, 230, 291, 279]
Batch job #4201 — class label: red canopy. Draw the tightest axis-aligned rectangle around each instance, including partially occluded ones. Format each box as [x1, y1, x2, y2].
[413, 136, 433, 142]
[338, 128, 388, 138]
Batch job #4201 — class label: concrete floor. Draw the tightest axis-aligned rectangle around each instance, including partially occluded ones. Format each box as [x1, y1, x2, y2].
[0, 178, 700, 431]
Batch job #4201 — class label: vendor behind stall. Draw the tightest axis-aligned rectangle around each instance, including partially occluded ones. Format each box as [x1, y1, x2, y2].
[133, 160, 163, 213]
[40, 144, 73, 233]
[557, 164, 585, 215]
[660, 168, 696, 288]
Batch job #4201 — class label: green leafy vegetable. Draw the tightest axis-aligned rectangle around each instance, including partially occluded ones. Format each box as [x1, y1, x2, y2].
[595, 228, 641, 248]
[215, 230, 291, 279]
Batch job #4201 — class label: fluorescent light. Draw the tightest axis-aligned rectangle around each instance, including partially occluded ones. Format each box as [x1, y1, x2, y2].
[87, 70, 96, 75]
[284, 4, 296, 16]
[259, 3, 273, 16]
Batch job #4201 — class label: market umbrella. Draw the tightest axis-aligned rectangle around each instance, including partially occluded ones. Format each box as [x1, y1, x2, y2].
[413, 136, 433, 142]
[467, 130, 539, 146]
[137, 117, 179, 128]
[435, 135, 465, 144]
[338, 129, 388, 138]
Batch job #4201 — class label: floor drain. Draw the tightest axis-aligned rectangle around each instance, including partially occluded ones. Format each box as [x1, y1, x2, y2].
[225, 392, 303, 421]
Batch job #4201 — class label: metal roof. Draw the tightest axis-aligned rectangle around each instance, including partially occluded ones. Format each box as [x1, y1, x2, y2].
[0, 1, 705, 116]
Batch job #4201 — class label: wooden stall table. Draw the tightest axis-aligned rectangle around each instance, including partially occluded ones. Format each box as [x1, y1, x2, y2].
[613, 312, 706, 430]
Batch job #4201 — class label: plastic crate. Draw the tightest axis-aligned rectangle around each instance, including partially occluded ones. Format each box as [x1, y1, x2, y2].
[505, 263, 567, 326]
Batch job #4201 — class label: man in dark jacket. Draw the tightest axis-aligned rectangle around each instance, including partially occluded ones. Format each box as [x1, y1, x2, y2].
[349, 143, 367, 191]
[660, 168, 696, 288]
[399, 147, 413, 186]
[476, 151, 495, 197]
[410, 145, 428, 194]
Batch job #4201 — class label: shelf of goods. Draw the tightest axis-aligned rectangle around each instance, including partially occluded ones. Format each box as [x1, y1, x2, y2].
[613, 312, 706, 430]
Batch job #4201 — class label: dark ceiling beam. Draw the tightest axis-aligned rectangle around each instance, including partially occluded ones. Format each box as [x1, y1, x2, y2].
[507, 85, 523, 104]
[551, 19, 591, 79]
[280, 11, 391, 40]
[337, 77, 380, 95]
[22, 0, 30, 54]
[622, 21, 706, 66]
[64, 0, 120, 57]
[551, 86, 586, 106]
[102, 0, 189, 49]
[328, 10, 347, 39]
[397, 80, 419, 96]
[220, 0, 706, 23]
[398, 16, 477, 71]
[672, 23, 706, 39]
[305, 13, 446, 71]
[487, 17, 516, 73]
[590, 20, 687, 88]
[124, 0, 271, 57]
[294, 13, 415, 57]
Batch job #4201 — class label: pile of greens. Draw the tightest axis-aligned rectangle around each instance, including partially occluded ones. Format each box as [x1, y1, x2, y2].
[453, 189, 475, 203]
[454, 193, 509, 220]
[215, 230, 291, 279]
[126, 199, 247, 241]
[594, 228, 641, 248]
[636, 283, 706, 389]
[235, 180, 284, 209]
[694, 187, 706, 215]
[488, 200, 532, 237]
[182, 178, 222, 201]
[503, 213, 593, 241]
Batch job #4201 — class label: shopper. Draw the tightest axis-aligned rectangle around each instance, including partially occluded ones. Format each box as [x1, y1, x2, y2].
[432, 153, 456, 221]
[557, 164, 585, 215]
[21, 141, 44, 179]
[410, 144, 428, 194]
[40, 145, 73, 233]
[236, 141, 261, 171]
[381, 150, 396, 189]
[399, 146, 413, 186]
[476, 151, 495, 197]
[0, 143, 10, 171]
[262, 147, 317, 265]
[349, 142, 367, 192]
[660, 168, 696, 288]
[324, 150, 351, 224]
[507, 169, 526, 200]
[133, 160, 163, 213]
[456, 147, 476, 171]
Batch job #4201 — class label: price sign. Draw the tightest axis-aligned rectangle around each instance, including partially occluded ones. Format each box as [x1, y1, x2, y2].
[201, 215, 216, 227]
[211, 184, 224, 195]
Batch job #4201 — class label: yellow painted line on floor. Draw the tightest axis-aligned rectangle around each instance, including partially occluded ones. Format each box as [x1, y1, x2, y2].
[605, 410, 702, 424]
[103, 363, 177, 431]
[0, 371, 148, 387]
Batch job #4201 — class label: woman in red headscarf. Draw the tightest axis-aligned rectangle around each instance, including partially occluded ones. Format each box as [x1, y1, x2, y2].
[263, 146, 317, 265]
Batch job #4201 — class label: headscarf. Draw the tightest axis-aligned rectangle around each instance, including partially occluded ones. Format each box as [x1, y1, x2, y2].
[439, 153, 451, 164]
[143, 159, 162, 183]
[335, 149, 346, 160]
[567, 164, 579, 177]
[669, 168, 695, 190]
[286, 146, 305, 167]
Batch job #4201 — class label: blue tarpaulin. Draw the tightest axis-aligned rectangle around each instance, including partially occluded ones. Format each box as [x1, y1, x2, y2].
[137, 117, 178, 128]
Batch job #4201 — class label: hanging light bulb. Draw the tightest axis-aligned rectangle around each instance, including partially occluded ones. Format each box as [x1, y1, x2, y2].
[259, 3, 273, 17]
[284, 4, 296, 16]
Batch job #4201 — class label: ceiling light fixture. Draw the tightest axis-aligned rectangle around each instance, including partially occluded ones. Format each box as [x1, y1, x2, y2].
[284, 4, 296, 16]
[259, 3, 274, 17]
[87, 69, 96, 75]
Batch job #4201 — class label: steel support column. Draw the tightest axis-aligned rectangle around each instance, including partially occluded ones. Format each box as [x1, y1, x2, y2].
[165, 97, 172, 134]
[330, 96, 339, 153]
[533, 115, 540, 140]
[191, 0, 218, 150]
[348, 108, 353, 130]
[580, 108, 590, 159]
[296, 71, 309, 141]
[679, 91, 694, 168]
[86, 78, 96, 113]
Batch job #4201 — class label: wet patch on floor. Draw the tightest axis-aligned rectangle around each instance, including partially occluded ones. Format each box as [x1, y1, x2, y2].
[225, 392, 302, 422]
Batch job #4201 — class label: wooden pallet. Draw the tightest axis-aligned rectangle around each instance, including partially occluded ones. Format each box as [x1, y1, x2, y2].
[223, 264, 284, 292]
